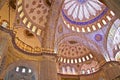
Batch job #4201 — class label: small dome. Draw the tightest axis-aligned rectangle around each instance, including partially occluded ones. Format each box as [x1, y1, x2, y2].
[58, 41, 90, 58]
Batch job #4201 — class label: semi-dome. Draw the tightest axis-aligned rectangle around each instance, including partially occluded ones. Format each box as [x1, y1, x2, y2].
[17, 0, 50, 36]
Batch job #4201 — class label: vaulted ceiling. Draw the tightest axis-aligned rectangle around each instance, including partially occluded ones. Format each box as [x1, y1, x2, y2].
[0, 0, 120, 77]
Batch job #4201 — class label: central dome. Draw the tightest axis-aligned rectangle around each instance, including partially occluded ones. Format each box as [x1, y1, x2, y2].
[63, 0, 104, 21]
[62, 0, 114, 33]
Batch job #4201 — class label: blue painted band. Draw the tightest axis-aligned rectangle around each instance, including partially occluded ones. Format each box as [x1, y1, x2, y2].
[62, 7, 108, 25]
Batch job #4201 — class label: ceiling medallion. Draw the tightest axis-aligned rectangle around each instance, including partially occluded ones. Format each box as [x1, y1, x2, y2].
[95, 34, 102, 41]
[78, 0, 87, 4]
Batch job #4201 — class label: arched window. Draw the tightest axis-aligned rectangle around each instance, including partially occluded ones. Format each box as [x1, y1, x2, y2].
[91, 67, 96, 72]
[66, 66, 71, 74]
[62, 67, 66, 74]
[87, 69, 90, 74]
[81, 69, 85, 74]
[71, 67, 76, 74]
[15, 66, 32, 74]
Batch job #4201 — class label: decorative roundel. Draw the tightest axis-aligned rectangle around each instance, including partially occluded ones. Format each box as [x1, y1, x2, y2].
[95, 34, 102, 41]
[58, 41, 90, 58]
[62, 0, 115, 32]
[78, 0, 87, 3]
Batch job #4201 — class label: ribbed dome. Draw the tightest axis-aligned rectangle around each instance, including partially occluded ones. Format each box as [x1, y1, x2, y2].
[63, 0, 103, 21]
[62, 0, 115, 32]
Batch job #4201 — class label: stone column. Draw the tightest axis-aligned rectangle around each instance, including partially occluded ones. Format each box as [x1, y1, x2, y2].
[40, 54, 57, 80]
